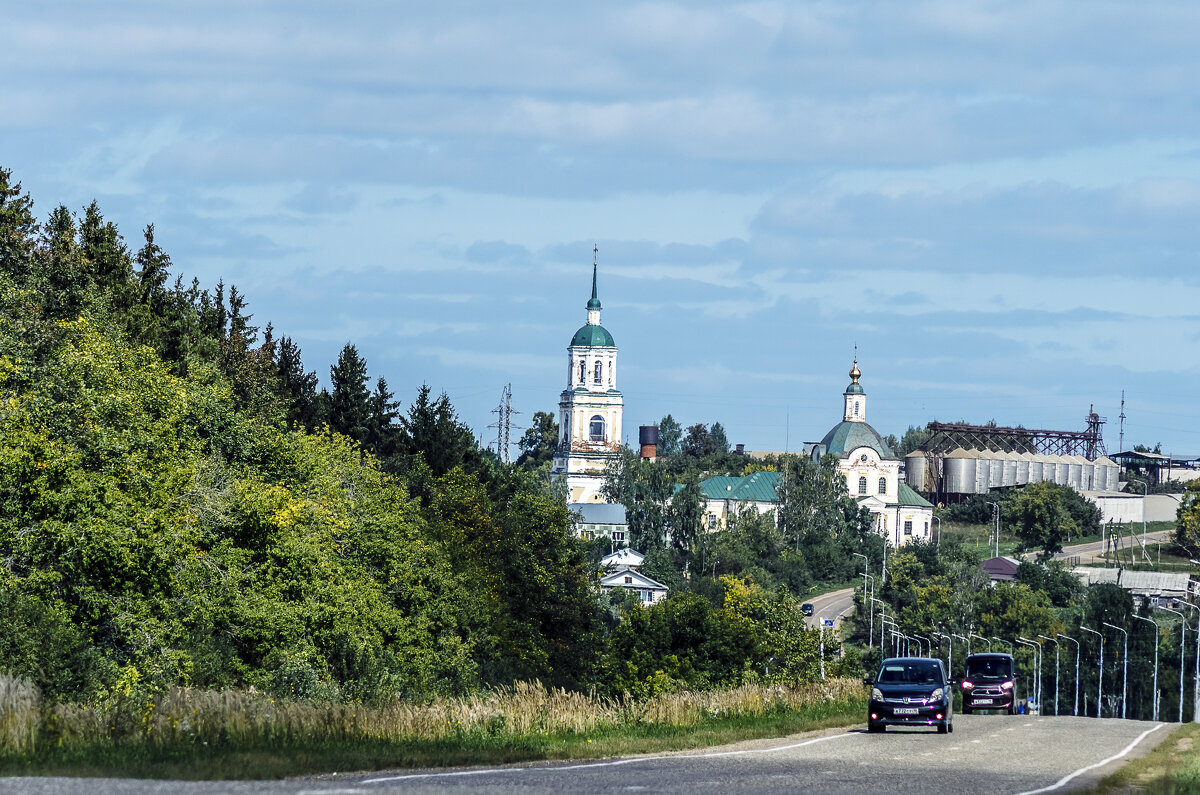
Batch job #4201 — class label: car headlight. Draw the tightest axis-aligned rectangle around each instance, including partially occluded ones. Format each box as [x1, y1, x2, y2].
[1001, 681, 1014, 690]
[961, 680, 973, 689]
[872, 687, 883, 701]
[930, 687, 944, 702]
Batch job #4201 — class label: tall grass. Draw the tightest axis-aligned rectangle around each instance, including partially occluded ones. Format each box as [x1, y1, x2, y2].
[0, 672, 862, 756]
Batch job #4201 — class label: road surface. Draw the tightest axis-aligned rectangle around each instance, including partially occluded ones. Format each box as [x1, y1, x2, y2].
[7, 714, 1170, 794]
[802, 586, 856, 629]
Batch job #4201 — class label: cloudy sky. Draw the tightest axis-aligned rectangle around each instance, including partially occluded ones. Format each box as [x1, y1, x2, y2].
[4, 2, 1199, 457]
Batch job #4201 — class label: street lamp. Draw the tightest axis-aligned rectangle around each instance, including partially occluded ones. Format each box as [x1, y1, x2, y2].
[1016, 638, 1042, 713]
[1038, 635, 1059, 716]
[932, 631, 950, 672]
[1176, 601, 1200, 723]
[1079, 626, 1104, 718]
[991, 637, 1013, 654]
[1157, 606, 1187, 723]
[1057, 633, 1080, 717]
[1101, 623, 1128, 720]
[1139, 480, 1151, 563]
[985, 501, 1000, 558]
[971, 633, 992, 653]
[1130, 614, 1160, 722]
[953, 632, 971, 658]
[914, 634, 933, 659]
[870, 597, 887, 649]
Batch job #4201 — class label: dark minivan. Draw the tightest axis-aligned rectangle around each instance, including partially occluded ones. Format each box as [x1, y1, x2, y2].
[865, 657, 953, 733]
[961, 653, 1016, 714]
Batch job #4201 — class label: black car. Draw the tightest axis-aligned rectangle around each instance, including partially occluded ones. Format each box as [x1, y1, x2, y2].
[961, 653, 1016, 714]
[801, 603, 814, 616]
[865, 657, 953, 734]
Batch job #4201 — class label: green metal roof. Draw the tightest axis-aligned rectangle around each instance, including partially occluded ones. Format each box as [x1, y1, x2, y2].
[844, 382, 864, 395]
[698, 471, 781, 503]
[892, 482, 934, 508]
[819, 420, 895, 459]
[570, 324, 615, 347]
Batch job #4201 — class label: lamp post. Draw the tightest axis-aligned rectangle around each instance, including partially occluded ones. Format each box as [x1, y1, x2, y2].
[933, 632, 949, 672]
[1079, 626, 1104, 718]
[1057, 633, 1080, 717]
[991, 637, 1013, 654]
[870, 598, 887, 649]
[1131, 614, 1160, 722]
[1139, 480, 1150, 563]
[953, 632, 971, 658]
[985, 501, 1000, 558]
[914, 634, 933, 659]
[1157, 606, 1187, 723]
[1016, 638, 1042, 713]
[1038, 635, 1059, 716]
[1101, 623, 1128, 720]
[1176, 601, 1199, 723]
[971, 633, 992, 653]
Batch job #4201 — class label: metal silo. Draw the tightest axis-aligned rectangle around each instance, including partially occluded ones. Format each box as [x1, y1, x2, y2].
[1067, 455, 1085, 490]
[1027, 454, 1044, 484]
[975, 453, 992, 494]
[1000, 452, 1019, 488]
[1052, 455, 1071, 486]
[988, 453, 1004, 489]
[1014, 452, 1033, 485]
[906, 452, 929, 491]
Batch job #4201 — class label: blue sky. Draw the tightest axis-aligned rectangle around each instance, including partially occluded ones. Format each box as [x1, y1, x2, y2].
[4, 2, 1199, 457]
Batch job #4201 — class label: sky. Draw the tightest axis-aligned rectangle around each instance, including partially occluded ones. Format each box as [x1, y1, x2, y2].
[3, 1, 1199, 458]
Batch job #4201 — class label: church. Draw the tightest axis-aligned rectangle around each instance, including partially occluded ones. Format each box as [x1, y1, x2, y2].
[550, 256, 624, 503]
[805, 358, 934, 545]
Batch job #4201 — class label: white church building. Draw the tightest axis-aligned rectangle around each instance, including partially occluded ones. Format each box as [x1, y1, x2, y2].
[806, 358, 934, 546]
[551, 257, 624, 503]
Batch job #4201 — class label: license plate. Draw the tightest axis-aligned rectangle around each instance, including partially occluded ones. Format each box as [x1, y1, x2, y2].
[974, 699, 993, 705]
[893, 707, 920, 715]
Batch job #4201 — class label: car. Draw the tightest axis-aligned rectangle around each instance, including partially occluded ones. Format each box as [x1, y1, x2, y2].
[960, 652, 1016, 714]
[865, 656, 954, 734]
[801, 603, 814, 616]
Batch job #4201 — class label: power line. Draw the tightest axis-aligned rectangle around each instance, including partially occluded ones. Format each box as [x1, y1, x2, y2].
[488, 383, 522, 464]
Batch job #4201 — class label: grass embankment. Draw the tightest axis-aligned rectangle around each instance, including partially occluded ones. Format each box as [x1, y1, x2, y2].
[1086, 722, 1200, 793]
[0, 675, 865, 780]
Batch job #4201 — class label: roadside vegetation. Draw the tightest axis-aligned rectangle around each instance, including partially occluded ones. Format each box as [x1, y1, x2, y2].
[0, 674, 864, 779]
[1087, 722, 1200, 794]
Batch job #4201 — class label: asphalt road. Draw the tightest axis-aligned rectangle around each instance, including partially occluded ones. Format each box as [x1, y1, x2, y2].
[1054, 529, 1174, 565]
[8, 715, 1170, 794]
[802, 586, 856, 629]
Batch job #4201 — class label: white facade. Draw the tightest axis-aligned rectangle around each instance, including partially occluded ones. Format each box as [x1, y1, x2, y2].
[551, 262, 624, 503]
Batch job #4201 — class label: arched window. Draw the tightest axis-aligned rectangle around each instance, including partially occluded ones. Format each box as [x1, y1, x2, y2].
[578, 360, 585, 384]
[594, 361, 602, 384]
[878, 477, 887, 495]
[589, 414, 606, 442]
[858, 476, 867, 495]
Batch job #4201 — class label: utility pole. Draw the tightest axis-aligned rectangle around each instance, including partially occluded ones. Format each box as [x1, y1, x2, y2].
[1177, 602, 1200, 723]
[1156, 607, 1185, 723]
[1039, 635, 1059, 716]
[1058, 634, 1080, 717]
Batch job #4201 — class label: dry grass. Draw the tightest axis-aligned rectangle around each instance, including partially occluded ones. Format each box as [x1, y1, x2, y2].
[1, 673, 863, 752]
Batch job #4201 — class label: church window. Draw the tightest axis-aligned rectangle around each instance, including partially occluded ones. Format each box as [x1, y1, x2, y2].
[594, 361, 602, 384]
[858, 476, 867, 495]
[878, 477, 887, 495]
[854, 401, 859, 416]
[589, 414, 606, 442]
[904, 520, 913, 536]
[578, 360, 585, 384]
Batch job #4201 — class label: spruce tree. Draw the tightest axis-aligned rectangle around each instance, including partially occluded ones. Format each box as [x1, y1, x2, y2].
[328, 343, 372, 445]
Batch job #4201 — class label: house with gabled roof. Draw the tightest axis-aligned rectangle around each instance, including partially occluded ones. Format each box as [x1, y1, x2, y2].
[600, 568, 669, 605]
[696, 470, 782, 531]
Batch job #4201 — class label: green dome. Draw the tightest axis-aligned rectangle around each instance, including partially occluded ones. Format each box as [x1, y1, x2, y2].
[819, 421, 894, 459]
[571, 324, 616, 347]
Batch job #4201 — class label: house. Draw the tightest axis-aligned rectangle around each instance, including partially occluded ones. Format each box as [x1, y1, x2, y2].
[570, 502, 628, 545]
[600, 568, 668, 605]
[697, 470, 782, 531]
[600, 547, 644, 571]
[981, 556, 1022, 583]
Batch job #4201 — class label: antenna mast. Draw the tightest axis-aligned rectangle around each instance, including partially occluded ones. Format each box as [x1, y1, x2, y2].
[489, 383, 522, 464]
[1118, 390, 1126, 453]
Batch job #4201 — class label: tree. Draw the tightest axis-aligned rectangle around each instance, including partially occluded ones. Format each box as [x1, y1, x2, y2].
[367, 376, 401, 460]
[1010, 482, 1080, 559]
[602, 449, 672, 551]
[516, 411, 559, 469]
[657, 414, 682, 457]
[667, 478, 704, 561]
[1176, 479, 1200, 554]
[397, 385, 480, 480]
[0, 167, 37, 283]
[328, 344, 372, 445]
[710, 422, 730, 454]
[682, 423, 717, 458]
[274, 336, 322, 430]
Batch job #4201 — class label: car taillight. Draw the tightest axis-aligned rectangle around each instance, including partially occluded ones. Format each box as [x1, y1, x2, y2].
[961, 681, 973, 689]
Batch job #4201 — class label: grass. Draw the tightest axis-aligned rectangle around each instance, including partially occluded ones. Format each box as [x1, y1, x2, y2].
[1085, 722, 1200, 794]
[0, 676, 867, 780]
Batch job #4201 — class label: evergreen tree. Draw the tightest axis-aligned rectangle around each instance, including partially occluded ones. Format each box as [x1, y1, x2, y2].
[710, 421, 730, 454]
[657, 414, 682, 457]
[328, 343, 372, 445]
[367, 376, 402, 461]
[398, 384, 479, 478]
[274, 336, 322, 430]
[0, 167, 37, 283]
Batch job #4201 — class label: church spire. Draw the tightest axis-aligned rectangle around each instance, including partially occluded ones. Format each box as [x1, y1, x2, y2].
[587, 244, 601, 313]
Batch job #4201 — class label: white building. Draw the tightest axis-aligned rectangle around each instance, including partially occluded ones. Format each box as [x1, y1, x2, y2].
[551, 258, 624, 503]
[807, 358, 934, 546]
[600, 568, 669, 604]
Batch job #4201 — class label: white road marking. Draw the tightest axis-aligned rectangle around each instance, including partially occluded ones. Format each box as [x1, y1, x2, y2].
[1013, 723, 1166, 795]
[360, 731, 855, 785]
